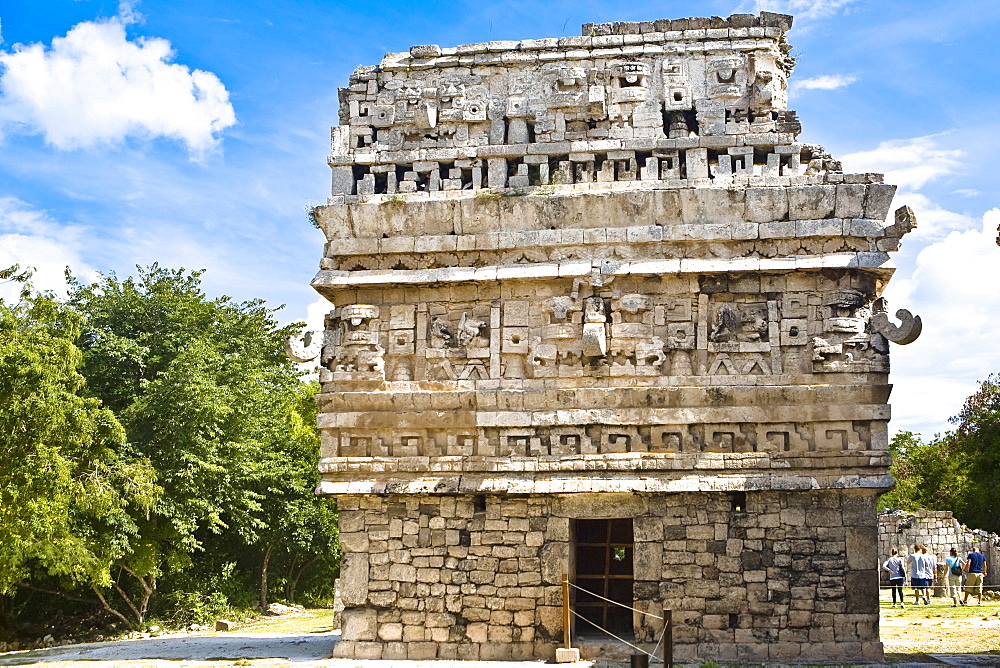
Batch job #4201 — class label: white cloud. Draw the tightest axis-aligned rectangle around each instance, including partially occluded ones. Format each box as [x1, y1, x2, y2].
[791, 74, 857, 91]
[841, 135, 963, 192]
[0, 197, 96, 301]
[752, 0, 857, 20]
[884, 209, 1000, 438]
[839, 135, 997, 438]
[0, 10, 236, 156]
[887, 192, 977, 241]
[304, 297, 334, 333]
[841, 135, 972, 240]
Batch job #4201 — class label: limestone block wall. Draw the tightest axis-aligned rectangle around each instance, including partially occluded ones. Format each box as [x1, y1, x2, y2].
[334, 490, 881, 662]
[878, 509, 1000, 587]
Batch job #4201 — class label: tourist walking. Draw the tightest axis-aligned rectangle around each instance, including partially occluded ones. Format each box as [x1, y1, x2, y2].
[963, 546, 989, 605]
[883, 547, 907, 607]
[919, 545, 937, 604]
[906, 544, 927, 605]
[945, 547, 964, 607]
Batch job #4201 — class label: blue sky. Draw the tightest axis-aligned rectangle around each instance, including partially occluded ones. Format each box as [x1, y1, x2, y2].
[0, 0, 997, 439]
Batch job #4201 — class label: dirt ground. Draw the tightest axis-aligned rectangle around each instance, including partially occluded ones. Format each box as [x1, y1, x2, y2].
[879, 590, 1000, 663]
[1, 598, 999, 666]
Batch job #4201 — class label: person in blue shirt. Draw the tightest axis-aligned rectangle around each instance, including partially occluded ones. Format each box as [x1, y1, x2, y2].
[963, 546, 989, 606]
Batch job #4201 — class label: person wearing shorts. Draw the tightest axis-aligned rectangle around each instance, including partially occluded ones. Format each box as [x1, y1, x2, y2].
[919, 546, 936, 604]
[907, 544, 927, 605]
[883, 547, 907, 607]
[945, 547, 964, 607]
[963, 546, 989, 605]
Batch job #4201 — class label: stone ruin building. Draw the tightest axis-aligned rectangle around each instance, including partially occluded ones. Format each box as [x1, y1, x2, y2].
[879, 509, 999, 593]
[289, 11, 923, 663]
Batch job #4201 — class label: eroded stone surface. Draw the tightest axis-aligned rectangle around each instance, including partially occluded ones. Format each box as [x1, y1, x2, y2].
[297, 11, 921, 663]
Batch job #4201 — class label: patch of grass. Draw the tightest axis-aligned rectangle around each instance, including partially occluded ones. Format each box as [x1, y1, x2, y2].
[880, 589, 1000, 659]
[235, 609, 334, 635]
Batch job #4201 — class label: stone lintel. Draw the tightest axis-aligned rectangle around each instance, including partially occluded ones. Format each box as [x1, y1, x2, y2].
[312, 254, 895, 292]
[318, 403, 890, 429]
[316, 472, 893, 496]
[316, 384, 894, 413]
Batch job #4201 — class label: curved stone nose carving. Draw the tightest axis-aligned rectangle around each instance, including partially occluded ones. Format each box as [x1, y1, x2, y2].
[871, 309, 922, 345]
[285, 330, 322, 362]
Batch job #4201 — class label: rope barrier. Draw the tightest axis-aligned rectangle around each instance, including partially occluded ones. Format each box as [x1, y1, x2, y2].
[649, 621, 666, 661]
[562, 579, 671, 664]
[563, 580, 664, 620]
[568, 607, 662, 661]
[877, 584, 1000, 589]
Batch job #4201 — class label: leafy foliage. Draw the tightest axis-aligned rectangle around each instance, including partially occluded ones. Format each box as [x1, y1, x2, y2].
[946, 374, 1000, 531]
[64, 265, 339, 622]
[0, 283, 156, 595]
[882, 375, 1000, 533]
[0, 264, 338, 636]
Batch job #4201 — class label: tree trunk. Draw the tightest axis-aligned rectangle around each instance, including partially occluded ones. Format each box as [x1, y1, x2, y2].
[15, 582, 94, 605]
[0, 592, 10, 630]
[92, 586, 134, 629]
[112, 581, 143, 625]
[138, 575, 156, 624]
[260, 543, 273, 612]
[288, 555, 318, 603]
[283, 554, 300, 601]
[101, 566, 157, 628]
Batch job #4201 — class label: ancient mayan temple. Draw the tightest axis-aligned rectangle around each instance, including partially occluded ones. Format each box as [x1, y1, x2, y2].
[294, 11, 922, 663]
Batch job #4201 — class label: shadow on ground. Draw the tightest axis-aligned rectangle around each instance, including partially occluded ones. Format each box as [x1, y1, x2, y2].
[0, 631, 339, 665]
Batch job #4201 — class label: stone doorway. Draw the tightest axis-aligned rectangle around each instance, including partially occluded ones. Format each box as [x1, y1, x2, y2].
[574, 518, 635, 636]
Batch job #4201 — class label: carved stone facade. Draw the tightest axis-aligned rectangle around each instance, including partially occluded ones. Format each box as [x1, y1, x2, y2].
[295, 11, 921, 663]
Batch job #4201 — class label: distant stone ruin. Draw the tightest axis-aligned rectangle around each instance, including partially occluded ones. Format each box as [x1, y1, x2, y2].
[290, 11, 922, 663]
[879, 509, 999, 591]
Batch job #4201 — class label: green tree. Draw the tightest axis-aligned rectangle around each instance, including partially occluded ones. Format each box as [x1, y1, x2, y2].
[66, 265, 338, 622]
[879, 431, 961, 512]
[250, 381, 339, 608]
[881, 376, 1000, 533]
[946, 374, 1000, 532]
[0, 277, 156, 607]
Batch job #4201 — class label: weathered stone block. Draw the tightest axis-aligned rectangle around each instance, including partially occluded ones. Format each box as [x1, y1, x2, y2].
[745, 187, 789, 223]
[342, 607, 377, 641]
[787, 185, 836, 220]
[338, 553, 369, 606]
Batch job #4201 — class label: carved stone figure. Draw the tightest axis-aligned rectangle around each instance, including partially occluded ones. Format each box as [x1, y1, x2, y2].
[456, 312, 486, 347]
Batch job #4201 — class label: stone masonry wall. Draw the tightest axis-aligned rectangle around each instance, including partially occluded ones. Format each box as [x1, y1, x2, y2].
[335, 489, 881, 662]
[878, 509, 1000, 588]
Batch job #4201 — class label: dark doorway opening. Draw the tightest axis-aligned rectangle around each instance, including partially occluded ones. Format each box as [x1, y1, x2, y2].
[574, 518, 635, 636]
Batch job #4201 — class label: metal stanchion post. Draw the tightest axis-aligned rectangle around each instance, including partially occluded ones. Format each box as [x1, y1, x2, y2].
[663, 609, 672, 668]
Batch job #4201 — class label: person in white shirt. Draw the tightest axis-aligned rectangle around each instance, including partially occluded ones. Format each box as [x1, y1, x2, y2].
[906, 544, 925, 605]
[918, 546, 937, 605]
[944, 547, 965, 606]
